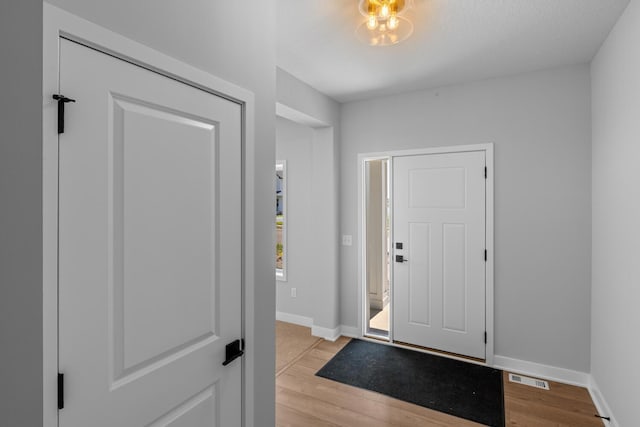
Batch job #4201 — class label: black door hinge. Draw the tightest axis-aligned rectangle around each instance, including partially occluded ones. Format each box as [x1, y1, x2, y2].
[484, 250, 487, 261]
[594, 415, 611, 421]
[484, 332, 487, 344]
[484, 167, 487, 179]
[222, 339, 245, 366]
[52, 94, 76, 134]
[57, 373, 64, 410]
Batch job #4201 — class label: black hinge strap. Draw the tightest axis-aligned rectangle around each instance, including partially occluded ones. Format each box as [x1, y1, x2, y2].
[484, 166, 487, 179]
[57, 373, 64, 410]
[484, 332, 487, 344]
[484, 250, 487, 261]
[594, 415, 611, 421]
[52, 94, 76, 134]
[222, 339, 245, 366]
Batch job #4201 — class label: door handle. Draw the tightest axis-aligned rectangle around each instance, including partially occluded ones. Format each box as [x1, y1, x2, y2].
[395, 255, 408, 263]
[222, 339, 245, 366]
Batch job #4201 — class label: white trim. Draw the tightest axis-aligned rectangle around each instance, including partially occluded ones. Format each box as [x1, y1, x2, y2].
[485, 144, 495, 366]
[357, 143, 495, 365]
[275, 312, 359, 340]
[311, 325, 342, 342]
[275, 311, 312, 328]
[357, 154, 392, 345]
[494, 355, 615, 423]
[388, 158, 395, 343]
[589, 376, 618, 427]
[43, 5, 256, 426]
[493, 355, 590, 388]
[275, 102, 328, 128]
[359, 144, 495, 160]
[339, 325, 360, 338]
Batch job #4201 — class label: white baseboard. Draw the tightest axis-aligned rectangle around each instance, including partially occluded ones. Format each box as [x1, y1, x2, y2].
[311, 325, 341, 341]
[275, 311, 312, 328]
[493, 355, 590, 387]
[276, 312, 361, 342]
[339, 325, 360, 338]
[483, 355, 618, 425]
[275, 311, 340, 341]
[589, 376, 618, 427]
[311, 324, 360, 341]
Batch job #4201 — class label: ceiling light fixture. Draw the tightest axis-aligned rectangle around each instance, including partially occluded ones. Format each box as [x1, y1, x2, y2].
[356, 0, 413, 47]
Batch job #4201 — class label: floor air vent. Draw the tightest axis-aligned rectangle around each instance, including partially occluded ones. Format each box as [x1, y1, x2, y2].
[508, 373, 550, 390]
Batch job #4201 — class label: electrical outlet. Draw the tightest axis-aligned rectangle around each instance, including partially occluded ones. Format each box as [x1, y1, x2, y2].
[291, 288, 297, 298]
[342, 235, 352, 246]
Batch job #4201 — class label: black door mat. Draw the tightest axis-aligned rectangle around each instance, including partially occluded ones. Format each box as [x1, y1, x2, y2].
[316, 339, 505, 427]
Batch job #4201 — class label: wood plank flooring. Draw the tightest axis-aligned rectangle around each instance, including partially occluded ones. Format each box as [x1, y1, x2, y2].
[276, 320, 324, 375]
[503, 371, 604, 426]
[276, 323, 604, 427]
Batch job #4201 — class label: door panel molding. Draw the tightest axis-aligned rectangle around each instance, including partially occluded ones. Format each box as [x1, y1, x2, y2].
[43, 5, 255, 426]
[357, 144, 494, 365]
[394, 151, 486, 358]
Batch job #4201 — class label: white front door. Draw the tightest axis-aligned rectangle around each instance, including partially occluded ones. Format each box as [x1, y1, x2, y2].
[393, 151, 486, 359]
[58, 38, 242, 426]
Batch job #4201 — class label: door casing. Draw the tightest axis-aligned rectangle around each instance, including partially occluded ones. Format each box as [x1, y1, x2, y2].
[43, 5, 256, 426]
[357, 144, 494, 366]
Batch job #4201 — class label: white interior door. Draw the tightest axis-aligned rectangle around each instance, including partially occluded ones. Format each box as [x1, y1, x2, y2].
[392, 151, 486, 359]
[58, 38, 242, 426]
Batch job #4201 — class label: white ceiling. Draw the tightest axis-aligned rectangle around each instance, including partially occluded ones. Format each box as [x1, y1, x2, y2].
[277, 0, 629, 102]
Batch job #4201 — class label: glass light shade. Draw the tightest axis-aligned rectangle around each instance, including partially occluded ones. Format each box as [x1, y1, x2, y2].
[388, 15, 399, 30]
[356, 15, 413, 46]
[358, 0, 408, 17]
[380, 3, 390, 18]
[367, 15, 378, 30]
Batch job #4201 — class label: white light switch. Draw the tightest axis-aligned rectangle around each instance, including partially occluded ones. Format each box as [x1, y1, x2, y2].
[342, 235, 352, 246]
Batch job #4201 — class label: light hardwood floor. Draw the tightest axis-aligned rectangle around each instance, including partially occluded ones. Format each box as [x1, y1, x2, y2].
[275, 322, 603, 427]
[276, 320, 324, 375]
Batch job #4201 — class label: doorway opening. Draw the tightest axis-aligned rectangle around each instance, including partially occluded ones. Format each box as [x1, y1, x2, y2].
[364, 158, 391, 339]
[359, 144, 495, 364]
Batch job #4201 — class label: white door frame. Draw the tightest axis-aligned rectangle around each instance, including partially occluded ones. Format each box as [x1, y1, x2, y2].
[357, 143, 494, 366]
[42, 5, 255, 426]
[359, 154, 393, 340]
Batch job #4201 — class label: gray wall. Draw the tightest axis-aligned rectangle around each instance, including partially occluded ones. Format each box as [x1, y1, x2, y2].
[591, 1, 640, 424]
[275, 117, 314, 316]
[0, 2, 43, 426]
[43, 1, 276, 424]
[276, 69, 342, 332]
[340, 65, 592, 372]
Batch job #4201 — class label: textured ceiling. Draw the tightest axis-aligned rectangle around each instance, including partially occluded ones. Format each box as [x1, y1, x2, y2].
[277, 0, 629, 102]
